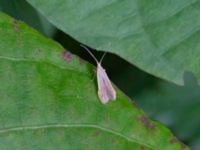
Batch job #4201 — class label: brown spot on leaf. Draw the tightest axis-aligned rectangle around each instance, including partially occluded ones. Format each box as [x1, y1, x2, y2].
[180, 143, 186, 150]
[13, 19, 19, 32]
[169, 136, 186, 150]
[169, 136, 177, 144]
[138, 115, 155, 130]
[63, 49, 72, 62]
[140, 145, 145, 150]
[93, 129, 101, 137]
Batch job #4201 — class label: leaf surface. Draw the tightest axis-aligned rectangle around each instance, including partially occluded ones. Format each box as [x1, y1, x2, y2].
[0, 12, 189, 150]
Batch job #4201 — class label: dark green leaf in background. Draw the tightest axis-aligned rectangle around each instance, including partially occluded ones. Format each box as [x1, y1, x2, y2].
[0, 12, 189, 150]
[26, 0, 200, 85]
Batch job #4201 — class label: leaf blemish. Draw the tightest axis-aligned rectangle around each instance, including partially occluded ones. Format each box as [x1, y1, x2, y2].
[169, 136, 186, 150]
[138, 115, 155, 130]
[12, 19, 19, 32]
[63, 49, 72, 62]
[93, 129, 101, 137]
[140, 145, 145, 150]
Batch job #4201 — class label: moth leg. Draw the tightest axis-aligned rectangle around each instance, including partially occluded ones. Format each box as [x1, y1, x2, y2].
[93, 68, 97, 73]
[88, 68, 96, 82]
[90, 74, 95, 81]
[91, 69, 96, 81]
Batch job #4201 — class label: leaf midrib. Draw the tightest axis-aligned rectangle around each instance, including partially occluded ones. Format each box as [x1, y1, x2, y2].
[0, 123, 153, 149]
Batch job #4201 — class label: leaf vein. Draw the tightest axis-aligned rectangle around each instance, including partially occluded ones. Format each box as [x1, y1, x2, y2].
[0, 124, 153, 149]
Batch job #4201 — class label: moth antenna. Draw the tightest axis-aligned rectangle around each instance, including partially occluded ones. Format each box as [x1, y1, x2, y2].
[100, 52, 107, 64]
[80, 44, 98, 64]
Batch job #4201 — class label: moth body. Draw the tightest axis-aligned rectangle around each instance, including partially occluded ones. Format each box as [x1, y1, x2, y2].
[80, 44, 116, 104]
[97, 63, 116, 104]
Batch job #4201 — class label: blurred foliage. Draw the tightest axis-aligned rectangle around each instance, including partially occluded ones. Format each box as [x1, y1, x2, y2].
[1, 0, 200, 149]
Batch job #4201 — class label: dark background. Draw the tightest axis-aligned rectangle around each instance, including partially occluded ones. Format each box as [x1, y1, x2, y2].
[1, 1, 200, 149]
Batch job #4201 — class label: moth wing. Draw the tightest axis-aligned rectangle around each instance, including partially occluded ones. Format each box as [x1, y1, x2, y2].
[97, 64, 116, 104]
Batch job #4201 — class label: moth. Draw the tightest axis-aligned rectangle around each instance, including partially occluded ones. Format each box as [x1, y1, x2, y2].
[80, 44, 116, 104]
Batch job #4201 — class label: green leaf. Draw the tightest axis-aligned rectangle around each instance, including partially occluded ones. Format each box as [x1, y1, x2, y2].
[0, 12, 189, 150]
[26, 0, 200, 85]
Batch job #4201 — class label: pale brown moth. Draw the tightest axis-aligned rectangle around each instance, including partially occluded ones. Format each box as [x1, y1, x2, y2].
[80, 44, 116, 104]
